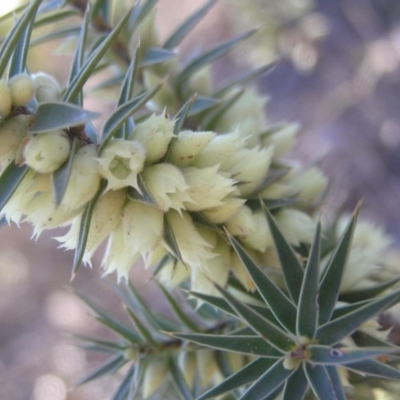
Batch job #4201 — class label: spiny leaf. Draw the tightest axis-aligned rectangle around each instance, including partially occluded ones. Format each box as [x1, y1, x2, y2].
[239, 359, 295, 400]
[319, 206, 359, 324]
[140, 47, 176, 67]
[63, 9, 132, 103]
[196, 358, 276, 400]
[74, 334, 128, 353]
[263, 206, 304, 303]
[127, 174, 156, 205]
[0, 0, 42, 77]
[111, 363, 135, 400]
[303, 363, 342, 400]
[163, 213, 185, 265]
[29, 102, 99, 133]
[296, 222, 321, 338]
[127, 0, 158, 33]
[163, 0, 216, 49]
[169, 358, 192, 400]
[282, 365, 308, 400]
[226, 232, 297, 334]
[316, 288, 400, 345]
[125, 307, 155, 345]
[34, 8, 80, 28]
[346, 359, 400, 380]
[0, 163, 29, 214]
[257, 197, 300, 210]
[187, 95, 219, 116]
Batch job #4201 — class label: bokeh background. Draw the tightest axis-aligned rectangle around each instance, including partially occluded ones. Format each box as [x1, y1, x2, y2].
[1, 0, 400, 398]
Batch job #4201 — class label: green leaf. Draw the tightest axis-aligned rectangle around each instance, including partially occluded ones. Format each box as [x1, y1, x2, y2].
[111, 363, 135, 400]
[257, 197, 300, 210]
[71, 180, 106, 277]
[74, 334, 128, 353]
[52, 137, 79, 206]
[325, 366, 346, 400]
[282, 365, 308, 400]
[163, 213, 185, 264]
[63, 9, 132, 103]
[352, 330, 399, 349]
[263, 206, 304, 303]
[179, 29, 256, 85]
[75, 353, 126, 386]
[140, 47, 176, 67]
[76, 292, 141, 344]
[31, 26, 81, 47]
[215, 284, 296, 352]
[0, 0, 41, 78]
[34, 8, 80, 28]
[125, 307, 155, 345]
[331, 299, 372, 320]
[29, 102, 99, 133]
[0, 163, 29, 214]
[296, 222, 321, 338]
[127, 174, 156, 205]
[319, 207, 358, 324]
[174, 96, 195, 135]
[196, 358, 276, 400]
[187, 95, 219, 116]
[171, 332, 282, 358]
[226, 232, 297, 334]
[303, 363, 341, 400]
[316, 288, 400, 345]
[307, 345, 397, 365]
[169, 358, 192, 400]
[99, 83, 163, 153]
[127, 0, 158, 33]
[339, 276, 400, 303]
[240, 359, 295, 400]
[163, 0, 216, 49]
[345, 359, 400, 380]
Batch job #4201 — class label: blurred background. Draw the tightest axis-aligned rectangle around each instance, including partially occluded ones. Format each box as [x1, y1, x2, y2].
[1, 0, 400, 398]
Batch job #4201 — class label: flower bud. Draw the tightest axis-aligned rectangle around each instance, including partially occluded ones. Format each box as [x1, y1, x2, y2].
[142, 357, 168, 399]
[183, 165, 236, 211]
[129, 112, 175, 163]
[157, 258, 190, 287]
[8, 73, 35, 106]
[239, 209, 273, 252]
[0, 114, 32, 166]
[32, 72, 61, 102]
[141, 163, 193, 212]
[168, 130, 215, 167]
[23, 130, 70, 173]
[231, 249, 256, 291]
[262, 123, 299, 160]
[63, 145, 101, 211]
[97, 139, 145, 191]
[189, 65, 212, 95]
[225, 205, 256, 236]
[196, 350, 222, 387]
[0, 79, 12, 117]
[202, 197, 245, 224]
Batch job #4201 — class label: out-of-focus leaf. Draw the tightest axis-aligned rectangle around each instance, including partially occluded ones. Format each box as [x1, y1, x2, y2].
[316, 288, 400, 345]
[346, 359, 400, 380]
[0, 0, 41, 77]
[296, 222, 321, 338]
[163, 0, 216, 49]
[0, 163, 29, 214]
[127, 0, 158, 33]
[303, 363, 341, 400]
[63, 9, 132, 103]
[319, 207, 358, 324]
[34, 8, 79, 28]
[282, 365, 308, 400]
[52, 137, 79, 206]
[187, 95, 219, 116]
[140, 47, 176, 67]
[75, 353, 126, 386]
[325, 366, 346, 400]
[111, 363, 135, 400]
[31, 26, 81, 46]
[352, 330, 399, 349]
[227, 232, 297, 334]
[74, 334, 128, 353]
[197, 358, 275, 400]
[173, 96, 195, 135]
[257, 197, 300, 210]
[29, 102, 99, 133]
[99, 83, 162, 153]
[125, 307, 155, 345]
[169, 358, 192, 400]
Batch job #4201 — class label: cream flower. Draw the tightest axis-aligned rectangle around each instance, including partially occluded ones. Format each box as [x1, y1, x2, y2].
[97, 139, 145, 191]
[239, 209, 273, 252]
[142, 356, 168, 399]
[225, 205, 256, 236]
[8, 73, 35, 106]
[261, 123, 299, 160]
[129, 112, 175, 163]
[141, 163, 193, 212]
[157, 259, 190, 287]
[202, 197, 245, 224]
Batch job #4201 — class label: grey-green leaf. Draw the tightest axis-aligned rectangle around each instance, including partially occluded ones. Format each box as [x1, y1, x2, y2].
[169, 358, 193, 400]
[140, 47, 176, 67]
[187, 95, 219, 116]
[303, 363, 341, 400]
[29, 102, 99, 133]
[111, 364, 136, 400]
[345, 359, 400, 380]
[282, 366, 308, 400]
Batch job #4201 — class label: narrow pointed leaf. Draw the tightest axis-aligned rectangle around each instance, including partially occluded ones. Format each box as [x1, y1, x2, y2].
[163, 213, 185, 265]
[187, 95, 219, 116]
[331, 299, 372, 320]
[0, 162, 29, 213]
[0, 0, 41, 77]
[74, 334, 128, 353]
[174, 96, 195, 135]
[296, 222, 321, 338]
[339, 276, 400, 303]
[99, 83, 162, 153]
[263, 206, 304, 303]
[227, 232, 297, 333]
[169, 358, 192, 400]
[111, 363, 135, 400]
[75, 353, 126, 386]
[319, 208, 358, 324]
[196, 358, 275, 400]
[63, 10, 131, 102]
[240, 359, 295, 400]
[31, 26, 81, 47]
[282, 365, 308, 400]
[308, 345, 397, 365]
[352, 330, 399, 349]
[325, 366, 346, 400]
[52, 137, 79, 206]
[258, 197, 300, 210]
[125, 307, 155, 344]
[34, 8, 80, 28]
[118, 45, 140, 106]
[170, 333, 282, 358]
[29, 102, 99, 133]
[127, 0, 158, 32]
[179, 29, 256, 84]
[303, 363, 339, 400]
[317, 288, 400, 345]
[127, 174, 156, 205]
[140, 47, 176, 67]
[215, 284, 296, 352]
[163, 0, 216, 49]
[345, 359, 400, 380]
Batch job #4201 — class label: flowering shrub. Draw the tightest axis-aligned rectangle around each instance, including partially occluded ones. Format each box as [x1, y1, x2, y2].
[1, 1, 400, 399]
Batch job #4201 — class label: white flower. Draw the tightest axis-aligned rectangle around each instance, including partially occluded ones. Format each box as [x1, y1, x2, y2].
[32, 72, 61, 102]
[141, 163, 193, 212]
[97, 139, 145, 191]
[8, 73, 35, 106]
[183, 165, 236, 211]
[129, 112, 175, 163]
